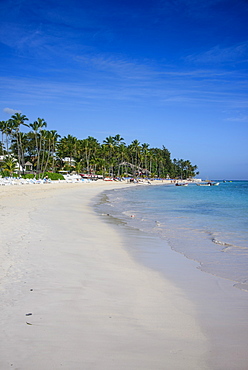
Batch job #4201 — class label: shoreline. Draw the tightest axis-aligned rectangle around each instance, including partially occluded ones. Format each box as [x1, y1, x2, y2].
[95, 184, 248, 369]
[99, 204, 248, 369]
[0, 181, 208, 369]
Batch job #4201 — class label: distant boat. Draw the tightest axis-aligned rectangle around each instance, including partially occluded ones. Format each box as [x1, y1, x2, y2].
[208, 181, 220, 186]
[196, 181, 219, 187]
[175, 182, 188, 186]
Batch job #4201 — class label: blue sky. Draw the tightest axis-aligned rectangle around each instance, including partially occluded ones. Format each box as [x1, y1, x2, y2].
[1, 0, 248, 179]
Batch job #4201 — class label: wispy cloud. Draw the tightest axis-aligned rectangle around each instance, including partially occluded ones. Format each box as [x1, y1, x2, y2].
[226, 115, 248, 123]
[75, 54, 156, 80]
[3, 107, 22, 115]
[1, 64, 247, 112]
[185, 42, 248, 64]
[0, 0, 107, 57]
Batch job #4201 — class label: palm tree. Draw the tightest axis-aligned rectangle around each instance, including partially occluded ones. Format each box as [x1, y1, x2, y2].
[128, 140, 141, 175]
[103, 136, 116, 176]
[39, 129, 49, 175]
[0, 121, 6, 152]
[10, 132, 31, 174]
[96, 157, 107, 177]
[74, 159, 83, 174]
[103, 136, 115, 152]
[42, 130, 54, 176]
[141, 143, 149, 172]
[157, 154, 164, 178]
[182, 160, 198, 179]
[0, 120, 15, 154]
[148, 149, 156, 175]
[117, 143, 127, 176]
[2, 156, 17, 176]
[100, 144, 108, 173]
[0, 141, 4, 155]
[57, 135, 78, 169]
[29, 118, 47, 174]
[50, 130, 60, 172]
[112, 135, 125, 176]
[9, 113, 29, 174]
[82, 136, 100, 174]
[114, 134, 125, 147]
[178, 159, 184, 179]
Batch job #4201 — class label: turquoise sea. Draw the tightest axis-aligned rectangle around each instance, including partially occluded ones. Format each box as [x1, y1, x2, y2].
[96, 181, 248, 291]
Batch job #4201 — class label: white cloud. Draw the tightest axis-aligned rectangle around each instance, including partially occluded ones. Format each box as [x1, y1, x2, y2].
[3, 107, 22, 115]
[226, 115, 248, 122]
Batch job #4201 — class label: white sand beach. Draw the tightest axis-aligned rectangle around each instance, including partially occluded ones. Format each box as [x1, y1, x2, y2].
[0, 181, 247, 369]
[0, 181, 208, 370]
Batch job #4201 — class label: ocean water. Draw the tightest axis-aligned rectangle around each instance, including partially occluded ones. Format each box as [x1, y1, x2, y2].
[96, 181, 248, 291]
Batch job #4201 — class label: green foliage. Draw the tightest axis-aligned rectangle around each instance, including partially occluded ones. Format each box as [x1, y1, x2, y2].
[0, 114, 199, 179]
[21, 172, 64, 180]
[22, 174, 36, 179]
[1, 170, 18, 178]
[1, 155, 18, 176]
[42, 172, 64, 180]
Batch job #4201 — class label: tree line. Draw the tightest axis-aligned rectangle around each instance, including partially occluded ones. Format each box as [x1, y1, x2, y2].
[0, 113, 199, 179]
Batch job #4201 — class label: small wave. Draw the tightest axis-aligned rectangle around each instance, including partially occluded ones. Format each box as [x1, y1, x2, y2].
[212, 238, 231, 246]
[212, 238, 248, 252]
[233, 281, 248, 292]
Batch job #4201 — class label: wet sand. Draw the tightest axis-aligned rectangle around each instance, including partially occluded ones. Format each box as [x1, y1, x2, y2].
[108, 216, 248, 370]
[0, 181, 208, 369]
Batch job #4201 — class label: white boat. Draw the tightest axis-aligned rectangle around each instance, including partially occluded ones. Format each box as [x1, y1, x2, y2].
[196, 181, 219, 187]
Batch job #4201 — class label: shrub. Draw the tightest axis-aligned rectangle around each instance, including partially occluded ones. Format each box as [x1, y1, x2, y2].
[22, 174, 36, 179]
[43, 172, 64, 180]
[0, 170, 18, 178]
